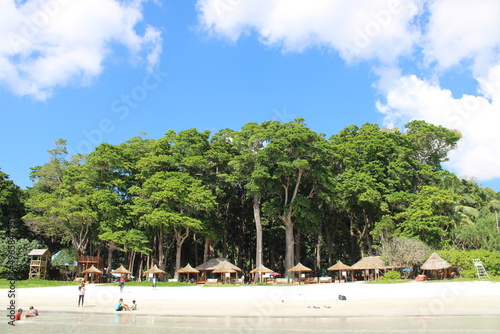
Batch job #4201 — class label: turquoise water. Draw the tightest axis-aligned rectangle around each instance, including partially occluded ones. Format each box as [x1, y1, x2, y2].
[6, 312, 500, 333]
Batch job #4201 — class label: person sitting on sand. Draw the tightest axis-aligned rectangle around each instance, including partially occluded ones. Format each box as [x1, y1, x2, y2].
[131, 300, 137, 310]
[115, 298, 130, 311]
[14, 308, 23, 321]
[25, 306, 38, 317]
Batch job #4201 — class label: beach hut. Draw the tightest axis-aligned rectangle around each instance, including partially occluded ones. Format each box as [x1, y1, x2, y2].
[177, 263, 199, 283]
[420, 253, 451, 279]
[351, 256, 391, 280]
[195, 258, 240, 283]
[81, 265, 102, 283]
[288, 262, 312, 284]
[209, 260, 242, 284]
[250, 264, 274, 283]
[327, 260, 352, 282]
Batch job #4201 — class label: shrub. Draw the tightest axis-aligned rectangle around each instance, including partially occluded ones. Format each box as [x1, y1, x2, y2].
[381, 271, 401, 280]
[437, 249, 500, 277]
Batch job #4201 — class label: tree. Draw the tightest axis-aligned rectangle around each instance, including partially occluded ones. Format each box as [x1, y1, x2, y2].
[258, 119, 333, 276]
[130, 172, 215, 279]
[380, 236, 431, 277]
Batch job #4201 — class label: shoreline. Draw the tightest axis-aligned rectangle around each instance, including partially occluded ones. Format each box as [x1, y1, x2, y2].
[5, 281, 500, 318]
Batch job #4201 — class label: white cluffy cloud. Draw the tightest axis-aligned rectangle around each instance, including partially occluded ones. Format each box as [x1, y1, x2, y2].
[197, 0, 500, 182]
[377, 67, 500, 181]
[196, 0, 422, 63]
[0, 0, 162, 100]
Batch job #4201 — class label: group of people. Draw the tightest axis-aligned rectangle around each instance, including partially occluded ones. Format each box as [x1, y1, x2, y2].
[14, 306, 39, 321]
[115, 298, 137, 311]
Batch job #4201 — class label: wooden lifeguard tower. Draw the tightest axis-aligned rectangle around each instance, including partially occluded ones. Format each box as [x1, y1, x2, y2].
[28, 249, 51, 279]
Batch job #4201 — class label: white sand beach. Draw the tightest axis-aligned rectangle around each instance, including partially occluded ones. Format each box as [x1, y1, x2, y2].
[7, 281, 500, 318]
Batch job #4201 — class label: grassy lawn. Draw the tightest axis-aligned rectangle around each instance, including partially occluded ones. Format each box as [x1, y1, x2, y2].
[366, 277, 500, 284]
[0, 279, 81, 289]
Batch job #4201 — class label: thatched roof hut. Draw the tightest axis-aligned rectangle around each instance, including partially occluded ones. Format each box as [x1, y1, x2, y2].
[177, 263, 199, 274]
[421, 252, 451, 270]
[250, 264, 273, 274]
[143, 264, 166, 275]
[327, 260, 352, 271]
[112, 265, 132, 275]
[177, 263, 199, 282]
[82, 265, 102, 283]
[195, 258, 240, 271]
[288, 262, 312, 273]
[351, 256, 390, 270]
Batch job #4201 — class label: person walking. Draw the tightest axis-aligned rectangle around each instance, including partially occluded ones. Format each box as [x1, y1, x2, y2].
[78, 282, 86, 307]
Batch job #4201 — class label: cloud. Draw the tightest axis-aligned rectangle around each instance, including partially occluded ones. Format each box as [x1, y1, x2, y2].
[424, 0, 500, 76]
[376, 67, 500, 181]
[196, 0, 422, 63]
[197, 0, 500, 182]
[0, 0, 162, 100]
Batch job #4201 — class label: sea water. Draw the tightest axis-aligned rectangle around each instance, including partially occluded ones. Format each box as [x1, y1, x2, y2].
[6, 312, 500, 333]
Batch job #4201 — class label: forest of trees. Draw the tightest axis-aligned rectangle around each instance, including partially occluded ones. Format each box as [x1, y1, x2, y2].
[1, 119, 499, 280]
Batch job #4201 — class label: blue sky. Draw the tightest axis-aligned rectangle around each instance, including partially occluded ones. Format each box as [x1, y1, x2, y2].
[1, 0, 500, 192]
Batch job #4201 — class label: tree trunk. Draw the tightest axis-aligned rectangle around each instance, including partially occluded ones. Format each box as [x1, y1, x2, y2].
[253, 195, 263, 281]
[173, 228, 190, 281]
[106, 241, 115, 280]
[294, 229, 301, 264]
[316, 233, 321, 274]
[158, 229, 164, 269]
[284, 219, 294, 278]
[204, 237, 214, 263]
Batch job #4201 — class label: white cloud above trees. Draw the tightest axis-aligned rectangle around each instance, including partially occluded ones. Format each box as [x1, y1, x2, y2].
[197, 0, 500, 182]
[0, 0, 162, 100]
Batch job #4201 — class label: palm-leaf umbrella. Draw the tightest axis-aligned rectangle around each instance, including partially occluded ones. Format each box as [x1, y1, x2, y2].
[250, 264, 274, 283]
[112, 265, 132, 275]
[177, 263, 200, 282]
[288, 262, 312, 283]
[82, 265, 102, 283]
[327, 261, 352, 282]
[143, 264, 166, 276]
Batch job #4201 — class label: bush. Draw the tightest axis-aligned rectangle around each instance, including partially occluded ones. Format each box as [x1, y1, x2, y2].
[437, 249, 500, 277]
[381, 271, 401, 280]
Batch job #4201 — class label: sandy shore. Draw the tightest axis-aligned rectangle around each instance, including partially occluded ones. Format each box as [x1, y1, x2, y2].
[6, 281, 500, 318]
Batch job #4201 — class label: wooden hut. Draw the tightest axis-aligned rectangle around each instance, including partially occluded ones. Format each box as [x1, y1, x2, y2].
[351, 256, 391, 281]
[420, 252, 451, 279]
[195, 258, 240, 283]
[28, 249, 51, 279]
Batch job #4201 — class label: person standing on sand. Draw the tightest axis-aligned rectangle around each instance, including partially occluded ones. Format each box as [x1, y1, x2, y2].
[119, 275, 125, 293]
[152, 276, 157, 289]
[78, 282, 86, 306]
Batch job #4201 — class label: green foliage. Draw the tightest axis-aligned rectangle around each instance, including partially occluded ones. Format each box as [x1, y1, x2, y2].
[0, 232, 46, 280]
[381, 271, 401, 280]
[17, 119, 497, 280]
[438, 249, 500, 277]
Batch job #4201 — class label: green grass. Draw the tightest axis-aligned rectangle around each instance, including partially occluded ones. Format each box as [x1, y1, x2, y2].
[0, 279, 81, 289]
[365, 277, 500, 284]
